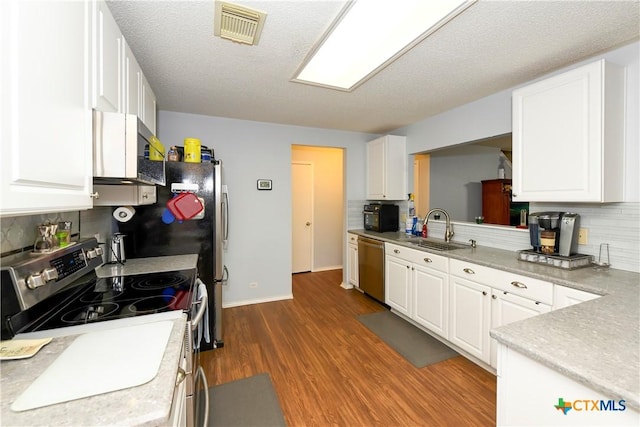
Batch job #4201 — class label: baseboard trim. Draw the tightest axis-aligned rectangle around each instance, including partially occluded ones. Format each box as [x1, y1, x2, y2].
[340, 281, 354, 289]
[222, 294, 293, 308]
[312, 265, 342, 272]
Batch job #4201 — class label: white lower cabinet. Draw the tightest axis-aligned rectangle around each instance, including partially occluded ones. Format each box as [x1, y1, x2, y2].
[413, 261, 449, 340]
[385, 253, 412, 317]
[449, 275, 491, 363]
[450, 258, 553, 367]
[553, 285, 600, 310]
[347, 233, 359, 287]
[385, 243, 449, 338]
[490, 291, 550, 367]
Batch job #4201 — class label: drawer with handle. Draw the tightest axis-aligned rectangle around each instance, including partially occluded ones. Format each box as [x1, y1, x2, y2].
[385, 243, 448, 272]
[450, 258, 553, 304]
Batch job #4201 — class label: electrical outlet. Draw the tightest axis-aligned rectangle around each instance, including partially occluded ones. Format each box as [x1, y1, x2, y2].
[249, 282, 258, 289]
[578, 228, 588, 245]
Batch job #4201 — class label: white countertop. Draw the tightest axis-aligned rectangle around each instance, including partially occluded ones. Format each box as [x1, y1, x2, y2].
[0, 254, 199, 425]
[96, 254, 199, 277]
[350, 230, 640, 410]
[0, 314, 187, 426]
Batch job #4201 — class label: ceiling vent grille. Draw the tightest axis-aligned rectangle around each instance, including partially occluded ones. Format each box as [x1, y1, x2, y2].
[214, 1, 267, 46]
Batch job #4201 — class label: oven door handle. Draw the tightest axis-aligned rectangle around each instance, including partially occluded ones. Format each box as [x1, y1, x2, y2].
[196, 366, 209, 427]
[191, 288, 208, 332]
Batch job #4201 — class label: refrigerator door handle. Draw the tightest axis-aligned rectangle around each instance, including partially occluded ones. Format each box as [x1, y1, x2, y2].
[222, 186, 229, 244]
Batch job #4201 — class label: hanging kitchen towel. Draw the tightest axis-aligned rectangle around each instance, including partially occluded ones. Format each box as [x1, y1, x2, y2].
[194, 278, 210, 350]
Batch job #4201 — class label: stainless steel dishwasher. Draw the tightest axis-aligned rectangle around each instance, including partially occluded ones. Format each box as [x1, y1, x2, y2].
[357, 237, 385, 304]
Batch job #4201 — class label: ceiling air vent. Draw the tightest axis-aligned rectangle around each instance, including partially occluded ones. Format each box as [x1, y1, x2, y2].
[214, 1, 267, 46]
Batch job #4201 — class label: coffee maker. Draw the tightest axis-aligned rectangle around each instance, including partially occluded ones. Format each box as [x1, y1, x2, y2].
[528, 212, 580, 257]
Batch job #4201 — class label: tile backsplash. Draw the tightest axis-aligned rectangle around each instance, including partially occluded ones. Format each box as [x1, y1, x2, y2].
[0, 208, 114, 256]
[348, 199, 639, 274]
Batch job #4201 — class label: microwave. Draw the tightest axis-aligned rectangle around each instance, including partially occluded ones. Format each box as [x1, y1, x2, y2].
[363, 204, 399, 232]
[93, 110, 165, 186]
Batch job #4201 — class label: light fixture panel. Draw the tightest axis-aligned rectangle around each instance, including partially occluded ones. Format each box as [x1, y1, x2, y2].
[293, 0, 476, 91]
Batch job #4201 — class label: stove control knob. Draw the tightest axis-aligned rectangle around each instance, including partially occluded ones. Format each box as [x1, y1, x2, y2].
[95, 247, 104, 256]
[42, 267, 59, 282]
[26, 273, 44, 289]
[26, 268, 59, 289]
[86, 249, 98, 259]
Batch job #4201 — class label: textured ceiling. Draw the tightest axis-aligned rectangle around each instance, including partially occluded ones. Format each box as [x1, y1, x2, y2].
[107, 0, 640, 134]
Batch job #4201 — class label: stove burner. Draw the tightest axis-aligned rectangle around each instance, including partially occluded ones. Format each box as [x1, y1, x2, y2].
[127, 295, 178, 314]
[130, 273, 190, 291]
[61, 303, 121, 324]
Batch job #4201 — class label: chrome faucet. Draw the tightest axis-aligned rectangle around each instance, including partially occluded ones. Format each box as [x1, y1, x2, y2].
[424, 208, 454, 242]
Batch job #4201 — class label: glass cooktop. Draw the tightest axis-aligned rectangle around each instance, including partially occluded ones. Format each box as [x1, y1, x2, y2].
[8, 269, 196, 335]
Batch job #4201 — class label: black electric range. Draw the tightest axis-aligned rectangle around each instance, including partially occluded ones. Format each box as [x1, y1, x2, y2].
[1, 238, 196, 340]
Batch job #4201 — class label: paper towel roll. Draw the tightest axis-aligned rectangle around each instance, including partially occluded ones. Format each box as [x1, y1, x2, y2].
[113, 206, 135, 222]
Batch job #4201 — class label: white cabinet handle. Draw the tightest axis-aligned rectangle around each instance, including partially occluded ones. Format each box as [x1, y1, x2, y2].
[423, 258, 433, 263]
[492, 294, 497, 299]
[394, 249, 400, 254]
[463, 268, 475, 274]
[511, 281, 528, 289]
[482, 291, 487, 296]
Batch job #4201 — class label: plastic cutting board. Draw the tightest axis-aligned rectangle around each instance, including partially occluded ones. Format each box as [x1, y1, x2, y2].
[11, 320, 174, 412]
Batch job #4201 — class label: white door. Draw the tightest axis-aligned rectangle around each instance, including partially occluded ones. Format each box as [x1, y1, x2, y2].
[292, 162, 313, 273]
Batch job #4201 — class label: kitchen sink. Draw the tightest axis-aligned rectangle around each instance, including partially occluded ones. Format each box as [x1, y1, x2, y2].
[410, 239, 470, 251]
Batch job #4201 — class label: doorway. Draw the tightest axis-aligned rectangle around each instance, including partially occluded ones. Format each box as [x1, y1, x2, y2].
[291, 146, 344, 273]
[292, 162, 313, 273]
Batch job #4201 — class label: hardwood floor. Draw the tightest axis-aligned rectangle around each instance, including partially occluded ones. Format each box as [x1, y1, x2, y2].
[201, 270, 496, 426]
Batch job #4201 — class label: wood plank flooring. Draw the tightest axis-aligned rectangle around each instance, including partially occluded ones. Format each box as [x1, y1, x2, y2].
[201, 270, 496, 426]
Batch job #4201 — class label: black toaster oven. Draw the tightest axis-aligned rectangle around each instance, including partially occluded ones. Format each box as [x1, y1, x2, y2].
[363, 204, 399, 232]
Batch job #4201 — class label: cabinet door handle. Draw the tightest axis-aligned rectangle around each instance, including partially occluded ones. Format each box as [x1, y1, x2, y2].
[423, 258, 432, 263]
[535, 301, 541, 305]
[492, 294, 497, 299]
[394, 249, 400, 254]
[463, 268, 475, 274]
[90, 192, 100, 199]
[482, 291, 487, 296]
[406, 265, 410, 269]
[511, 281, 528, 289]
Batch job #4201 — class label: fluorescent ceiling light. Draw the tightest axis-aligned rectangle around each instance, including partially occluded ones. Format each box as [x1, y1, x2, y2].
[293, 0, 476, 91]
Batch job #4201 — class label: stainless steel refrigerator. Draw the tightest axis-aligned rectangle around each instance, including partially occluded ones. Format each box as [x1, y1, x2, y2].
[119, 160, 229, 350]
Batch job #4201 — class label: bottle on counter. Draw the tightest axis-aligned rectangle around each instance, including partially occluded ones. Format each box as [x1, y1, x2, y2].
[408, 194, 415, 217]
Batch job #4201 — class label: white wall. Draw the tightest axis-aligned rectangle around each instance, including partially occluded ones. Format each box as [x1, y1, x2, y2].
[395, 41, 640, 273]
[157, 112, 375, 306]
[292, 145, 344, 271]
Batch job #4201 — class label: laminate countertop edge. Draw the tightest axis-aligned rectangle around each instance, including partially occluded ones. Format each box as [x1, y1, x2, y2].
[349, 230, 640, 410]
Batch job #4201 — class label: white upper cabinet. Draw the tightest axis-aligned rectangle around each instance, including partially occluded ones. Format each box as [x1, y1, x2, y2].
[94, 0, 123, 113]
[94, 1, 157, 134]
[124, 41, 141, 118]
[512, 59, 625, 202]
[1, 0, 94, 216]
[141, 72, 157, 134]
[366, 135, 407, 200]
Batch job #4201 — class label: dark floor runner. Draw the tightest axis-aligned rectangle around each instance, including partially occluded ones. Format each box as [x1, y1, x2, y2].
[358, 310, 459, 368]
[208, 373, 287, 427]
